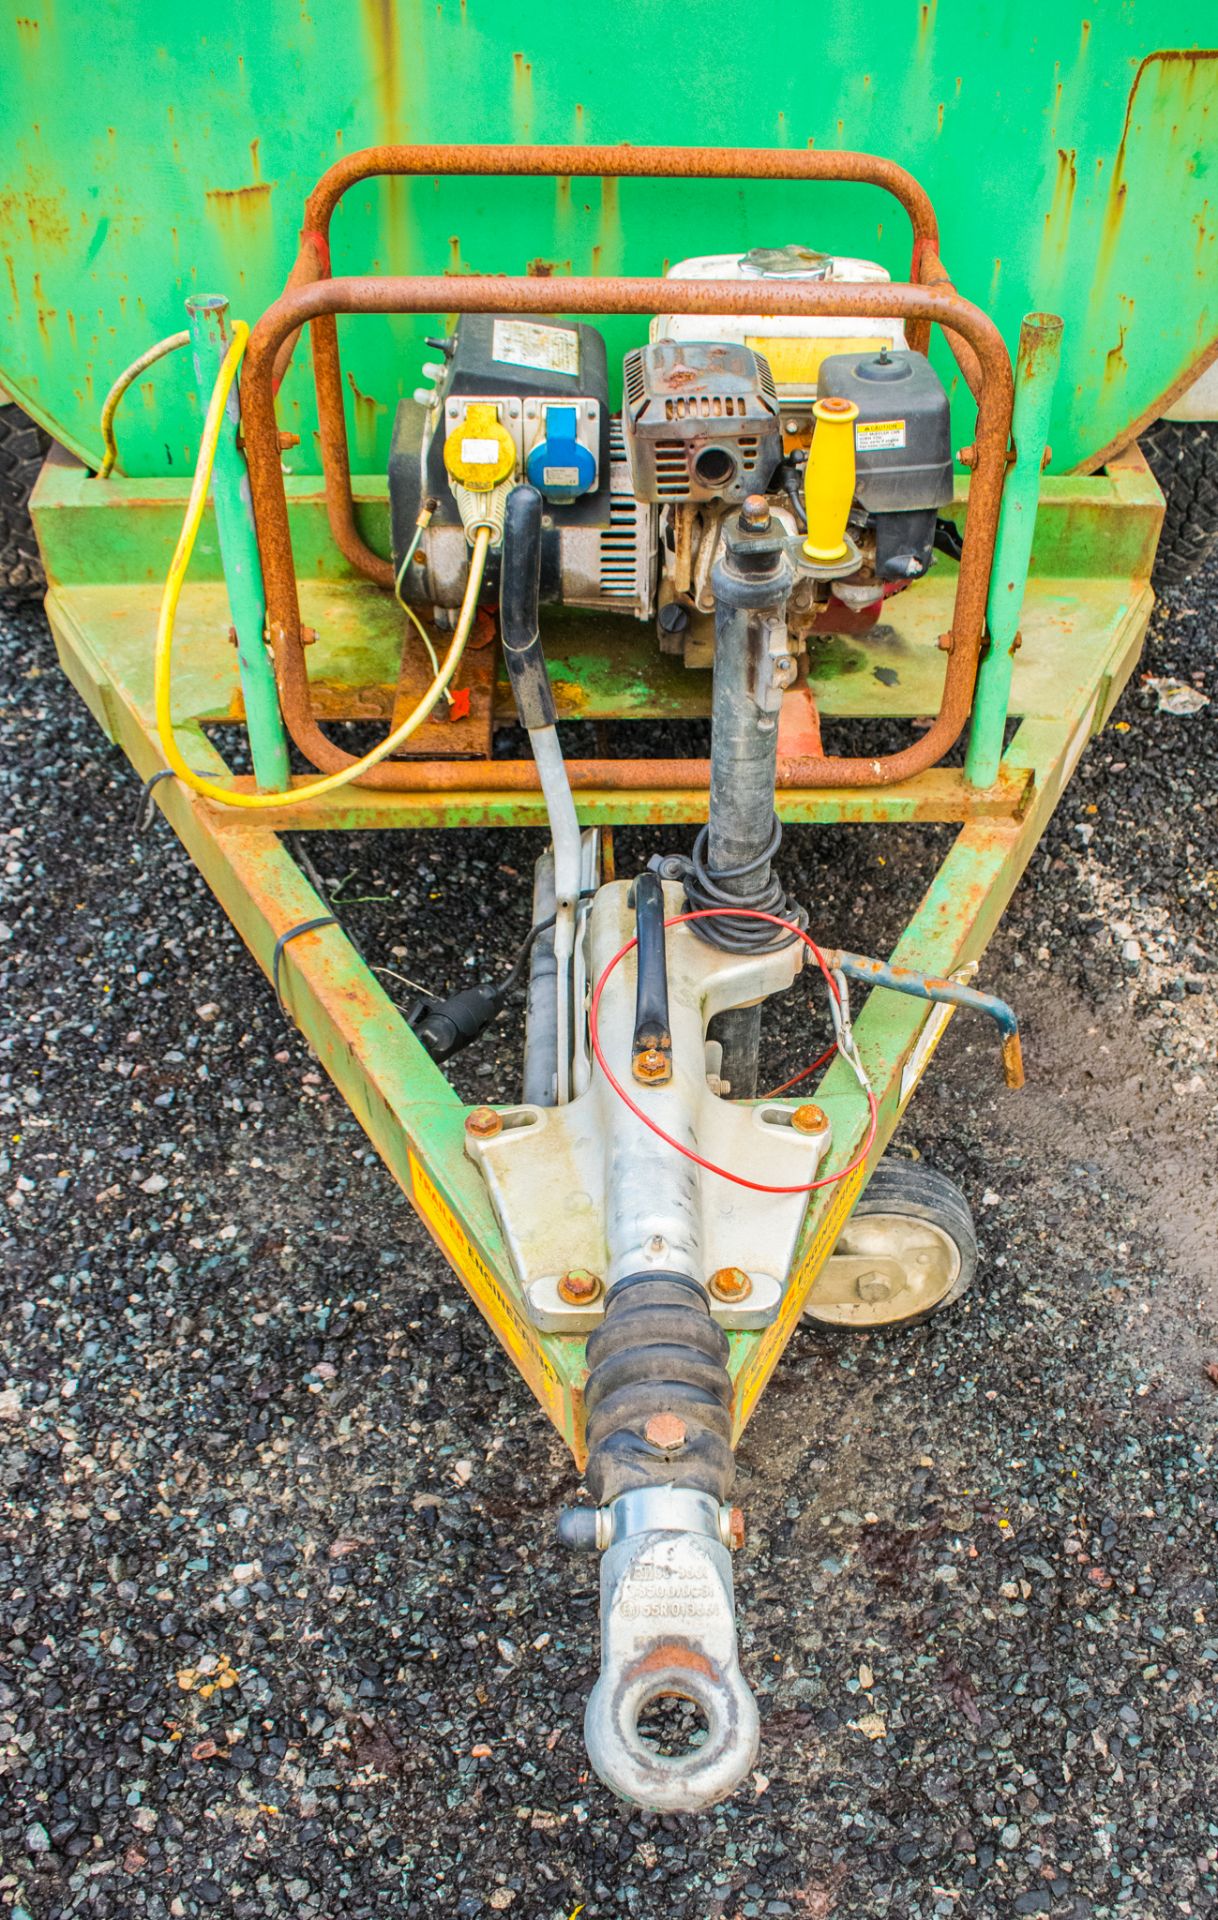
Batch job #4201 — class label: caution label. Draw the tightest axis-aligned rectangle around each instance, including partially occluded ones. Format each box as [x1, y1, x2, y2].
[492, 319, 579, 376]
[733, 1160, 867, 1433]
[407, 1147, 567, 1430]
[856, 418, 907, 451]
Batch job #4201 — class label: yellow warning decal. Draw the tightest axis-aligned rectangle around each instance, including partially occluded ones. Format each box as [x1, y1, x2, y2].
[407, 1148, 567, 1429]
[732, 1160, 867, 1433]
[855, 418, 907, 451]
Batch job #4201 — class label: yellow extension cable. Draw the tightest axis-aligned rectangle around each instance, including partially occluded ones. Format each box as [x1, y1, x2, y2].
[154, 320, 490, 810]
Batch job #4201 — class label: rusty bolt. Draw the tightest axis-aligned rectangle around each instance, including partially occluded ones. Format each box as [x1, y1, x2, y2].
[728, 1507, 746, 1552]
[791, 1104, 828, 1135]
[644, 1411, 687, 1451]
[277, 430, 302, 451]
[226, 624, 239, 648]
[955, 443, 977, 469]
[740, 493, 771, 532]
[1041, 444, 1053, 471]
[708, 1266, 752, 1303]
[464, 1105, 502, 1139]
[557, 1267, 602, 1305]
[632, 1047, 671, 1085]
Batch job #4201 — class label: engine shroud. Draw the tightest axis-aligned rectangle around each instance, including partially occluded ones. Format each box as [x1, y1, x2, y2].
[622, 340, 783, 506]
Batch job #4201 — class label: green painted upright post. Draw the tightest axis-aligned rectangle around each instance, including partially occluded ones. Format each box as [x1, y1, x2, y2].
[185, 294, 291, 793]
[965, 312, 1064, 791]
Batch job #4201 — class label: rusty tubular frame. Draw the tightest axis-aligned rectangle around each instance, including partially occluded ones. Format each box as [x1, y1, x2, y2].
[270, 142, 945, 409]
[243, 275, 1011, 793]
[271, 145, 984, 588]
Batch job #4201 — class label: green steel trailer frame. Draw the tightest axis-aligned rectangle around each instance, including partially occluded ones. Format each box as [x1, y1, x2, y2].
[13, 114, 1179, 1802]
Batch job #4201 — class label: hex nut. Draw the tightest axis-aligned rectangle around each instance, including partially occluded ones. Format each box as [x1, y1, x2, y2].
[643, 1412, 687, 1450]
[791, 1103, 829, 1135]
[708, 1266, 753, 1303]
[632, 1048, 671, 1085]
[856, 1269, 894, 1303]
[558, 1267, 602, 1305]
[740, 493, 771, 531]
[464, 1105, 502, 1139]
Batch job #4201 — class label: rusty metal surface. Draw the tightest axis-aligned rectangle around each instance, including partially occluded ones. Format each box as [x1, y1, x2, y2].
[241, 263, 1013, 792]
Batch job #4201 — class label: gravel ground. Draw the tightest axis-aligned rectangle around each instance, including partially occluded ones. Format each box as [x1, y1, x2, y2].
[1, 567, 1215, 1920]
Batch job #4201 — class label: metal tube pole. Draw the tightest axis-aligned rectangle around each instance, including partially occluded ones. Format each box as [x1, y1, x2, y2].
[702, 505, 796, 1098]
[964, 312, 1064, 790]
[185, 295, 291, 793]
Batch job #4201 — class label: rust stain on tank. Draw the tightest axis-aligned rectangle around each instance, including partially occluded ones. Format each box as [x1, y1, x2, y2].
[250, 139, 262, 180]
[1105, 324, 1129, 383]
[512, 51, 534, 138]
[362, 0, 403, 137]
[0, 184, 70, 251]
[345, 370, 384, 459]
[1041, 147, 1077, 265]
[4, 256, 19, 313]
[1097, 49, 1218, 289]
[206, 182, 273, 227]
[525, 257, 571, 278]
[15, 16, 39, 34]
[33, 271, 57, 347]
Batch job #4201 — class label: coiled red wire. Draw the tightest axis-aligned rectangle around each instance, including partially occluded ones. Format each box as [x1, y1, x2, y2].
[588, 906, 878, 1196]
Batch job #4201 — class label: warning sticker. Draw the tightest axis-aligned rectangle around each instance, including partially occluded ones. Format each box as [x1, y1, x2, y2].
[856, 418, 907, 451]
[407, 1147, 567, 1428]
[492, 319, 579, 376]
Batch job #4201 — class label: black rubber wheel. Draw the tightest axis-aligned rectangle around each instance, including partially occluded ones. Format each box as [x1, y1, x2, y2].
[0, 401, 51, 602]
[802, 1156, 978, 1330]
[1140, 420, 1218, 589]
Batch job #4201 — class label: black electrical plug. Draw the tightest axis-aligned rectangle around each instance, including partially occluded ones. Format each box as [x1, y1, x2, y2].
[407, 983, 505, 1064]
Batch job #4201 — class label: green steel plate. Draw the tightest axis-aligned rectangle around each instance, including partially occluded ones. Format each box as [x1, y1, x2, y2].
[1, 2, 1214, 479]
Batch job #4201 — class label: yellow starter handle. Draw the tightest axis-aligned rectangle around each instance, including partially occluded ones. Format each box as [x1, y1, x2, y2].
[803, 396, 859, 562]
[154, 322, 490, 810]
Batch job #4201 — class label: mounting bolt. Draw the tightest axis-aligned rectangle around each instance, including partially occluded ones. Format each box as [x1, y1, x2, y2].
[558, 1267, 602, 1306]
[464, 1105, 502, 1140]
[856, 1270, 894, 1303]
[632, 1047, 671, 1085]
[708, 1266, 753, 1303]
[644, 1412, 687, 1451]
[791, 1104, 829, 1135]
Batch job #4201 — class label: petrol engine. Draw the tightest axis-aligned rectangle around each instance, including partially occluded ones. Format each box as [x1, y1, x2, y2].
[388, 243, 955, 658]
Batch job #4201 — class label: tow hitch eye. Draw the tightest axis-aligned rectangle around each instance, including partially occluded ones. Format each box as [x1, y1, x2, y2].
[566, 1489, 759, 1811]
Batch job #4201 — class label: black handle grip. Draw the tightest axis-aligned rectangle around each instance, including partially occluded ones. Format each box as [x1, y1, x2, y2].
[499, 483, 556, 731]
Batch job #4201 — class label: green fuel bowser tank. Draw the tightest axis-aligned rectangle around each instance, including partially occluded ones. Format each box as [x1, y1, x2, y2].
[0, 1, 1214, 479]
[1, 0, 1216, 1816]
